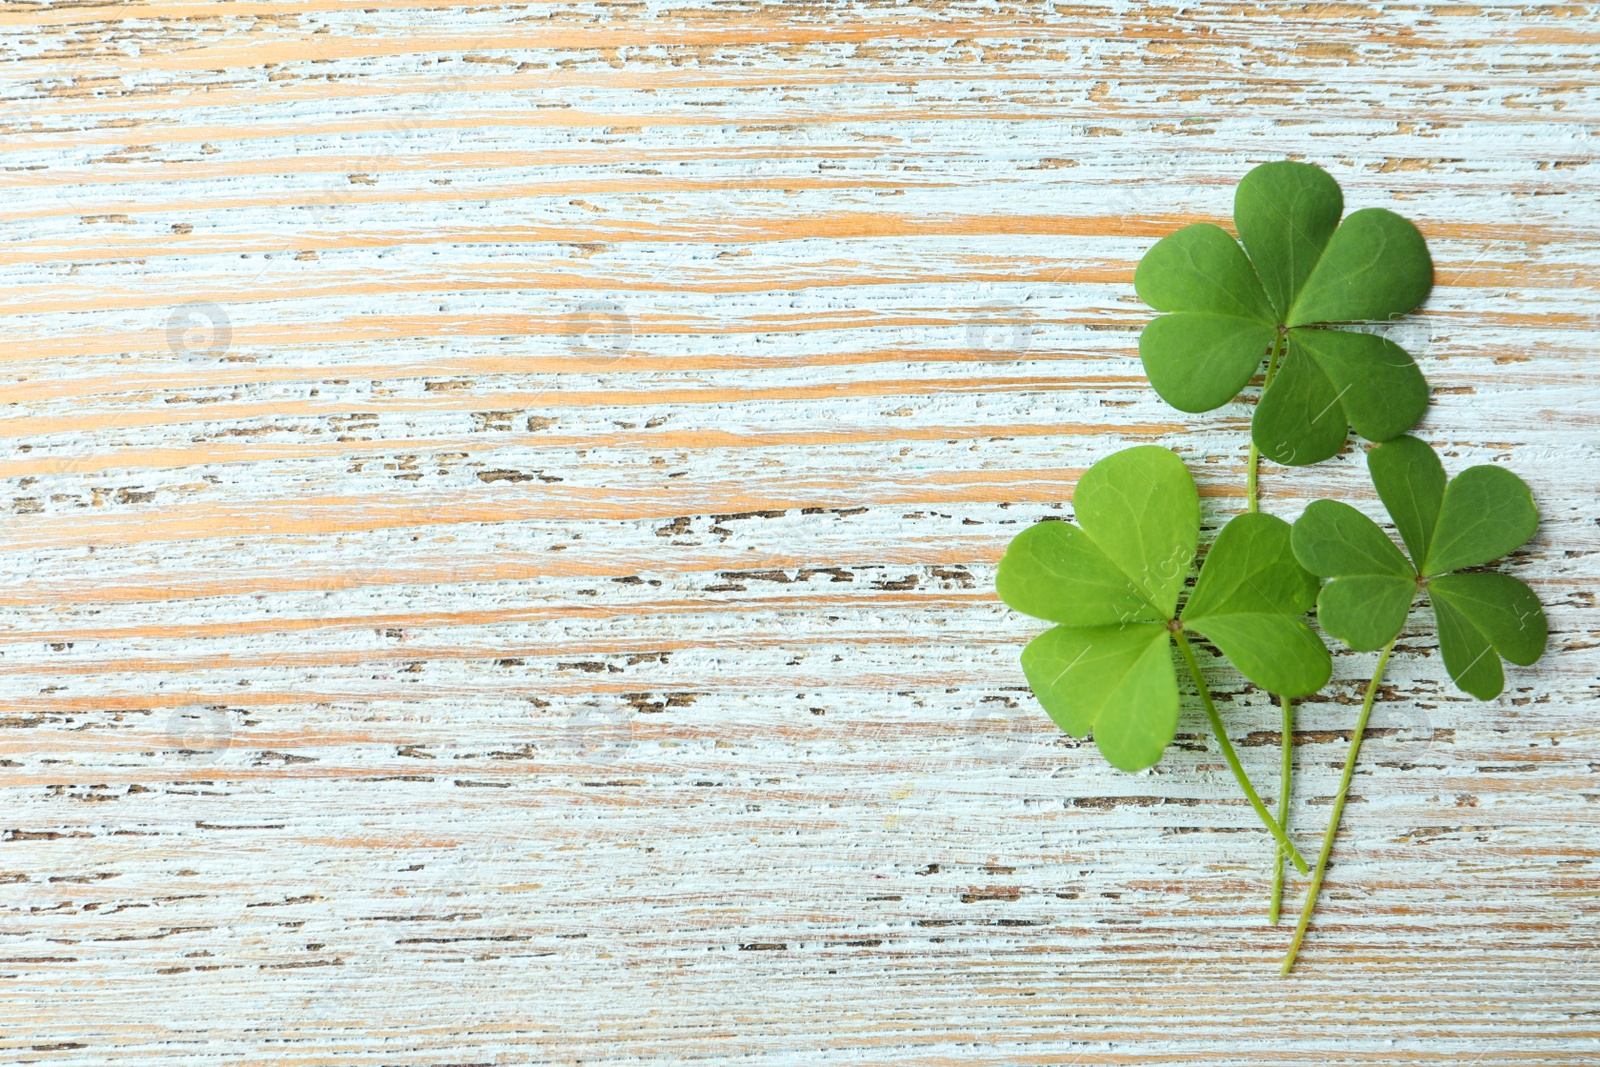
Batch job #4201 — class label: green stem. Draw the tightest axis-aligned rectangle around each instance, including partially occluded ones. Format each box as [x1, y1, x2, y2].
[1173, 630, 1309, 875]
[1269, 692, 1293, 924]
[1245, 333, 1288, 514]
[1245, 332, 1294, 913]
[1281, 638, 1398, 975]
[1263, 332, 1287, 389]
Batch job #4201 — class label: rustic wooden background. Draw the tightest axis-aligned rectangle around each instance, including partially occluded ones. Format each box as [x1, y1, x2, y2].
[2, 2, 1596, 1064]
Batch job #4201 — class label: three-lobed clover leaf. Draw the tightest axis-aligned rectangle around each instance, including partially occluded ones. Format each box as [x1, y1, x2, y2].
[1134, 161, 1434, 467]
[1291, 435, 1547, 700]
[995, 446, 1331, 771]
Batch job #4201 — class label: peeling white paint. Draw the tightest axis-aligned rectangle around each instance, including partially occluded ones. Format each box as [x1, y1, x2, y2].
[0, 2, 1597, 1064]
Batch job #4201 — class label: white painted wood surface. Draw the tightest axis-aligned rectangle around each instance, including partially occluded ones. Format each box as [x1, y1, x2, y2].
[1, 2, 1597, 1063]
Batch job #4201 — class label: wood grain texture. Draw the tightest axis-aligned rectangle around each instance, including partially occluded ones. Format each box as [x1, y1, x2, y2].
[1, 1, 1597, 1063]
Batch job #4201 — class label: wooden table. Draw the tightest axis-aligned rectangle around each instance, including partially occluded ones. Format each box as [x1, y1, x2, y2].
[3, 3, 1596, 1064]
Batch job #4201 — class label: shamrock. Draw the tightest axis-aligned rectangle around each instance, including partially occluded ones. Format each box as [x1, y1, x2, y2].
[1134, 161, 1433, 467]
[1291, 435, 1547, 699]
[995, 445, 1331, 772]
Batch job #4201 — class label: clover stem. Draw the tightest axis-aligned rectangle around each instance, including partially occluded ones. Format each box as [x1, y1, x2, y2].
[1245, 333, 1289, 514]
[1173, 630, 1309, 875]
[1246, 331, 1294, 913]
[1280, 637, 1398, 975]
[1269, 692, 1294, 924]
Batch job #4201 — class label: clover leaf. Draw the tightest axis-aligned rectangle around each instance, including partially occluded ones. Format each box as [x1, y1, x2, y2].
[1291, 435, 1546, 699]
[996, 445, 1331, 771]
[1135, 161, 1434, 467]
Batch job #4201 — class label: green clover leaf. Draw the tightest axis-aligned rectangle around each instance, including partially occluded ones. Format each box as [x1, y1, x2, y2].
[1291, 435, 1546, 699]
[1135, 161, 1434, 467]
[996, 445, 1330, 771]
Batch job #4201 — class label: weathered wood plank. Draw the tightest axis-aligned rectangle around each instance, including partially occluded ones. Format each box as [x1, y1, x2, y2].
[1, 2, 1597, 1064]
